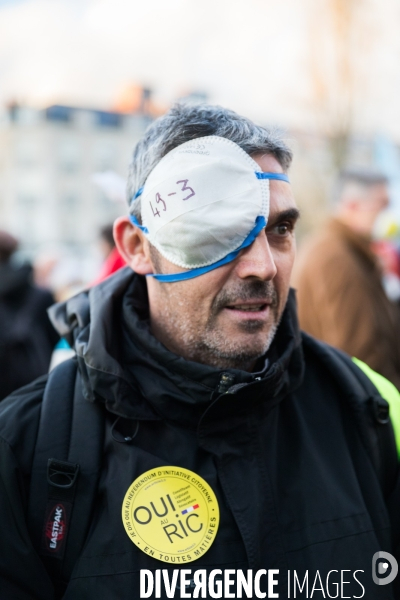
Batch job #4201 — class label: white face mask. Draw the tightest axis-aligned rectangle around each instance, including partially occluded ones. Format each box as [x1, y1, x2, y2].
[130, 136, 289, 282]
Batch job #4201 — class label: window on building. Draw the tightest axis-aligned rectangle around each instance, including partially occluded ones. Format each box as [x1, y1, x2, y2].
[59, 193, 80, 242]
[94, 141, 117, 171]
[16, 193, 38, 242]
[95, 111, 121, 128]
[46, 105, 72, 123]
[58, 138, 81, 173]
[15, 139, 40, 168]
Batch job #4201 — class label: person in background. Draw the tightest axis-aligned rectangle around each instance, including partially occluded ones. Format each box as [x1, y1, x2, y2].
[91, 223, 126, 285]
[372, 238, 400, 302]
[293, 168, 400, 389]
[0, 230, 59, 400]
[48, 225, 126, 370]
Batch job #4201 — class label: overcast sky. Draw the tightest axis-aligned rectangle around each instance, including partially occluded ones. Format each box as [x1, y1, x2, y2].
[0, 0, 399, 138]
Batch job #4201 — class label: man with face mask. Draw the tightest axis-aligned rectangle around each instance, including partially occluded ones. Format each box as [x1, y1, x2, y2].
[0, 105, 400, 599]
[293, 168, 400, 390]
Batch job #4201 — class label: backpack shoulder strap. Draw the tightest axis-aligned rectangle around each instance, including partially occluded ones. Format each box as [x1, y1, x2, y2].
[352, 356, 400, 460]
[302, 333, 399, 497]
[28, 358, 105, 596]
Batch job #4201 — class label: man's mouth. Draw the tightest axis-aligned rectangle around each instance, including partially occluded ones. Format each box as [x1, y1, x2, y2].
[225, 303, 268, 312]
[212, 282, 278, 322]
[223, 299, 273, 317]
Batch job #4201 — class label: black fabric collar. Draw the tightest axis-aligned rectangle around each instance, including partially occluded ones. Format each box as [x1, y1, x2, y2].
[50, 268, 304, 427]
[120, 274, 304, 428]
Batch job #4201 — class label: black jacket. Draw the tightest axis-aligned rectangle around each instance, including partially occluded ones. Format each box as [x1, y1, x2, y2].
[0, 268, 399, 599]
[0, 262, 58, 400]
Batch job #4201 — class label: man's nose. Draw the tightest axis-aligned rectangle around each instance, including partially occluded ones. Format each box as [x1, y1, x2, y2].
[235, 232, 277, 280]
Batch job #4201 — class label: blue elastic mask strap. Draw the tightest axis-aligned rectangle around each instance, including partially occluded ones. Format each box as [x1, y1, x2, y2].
[255, 172, 290, 183]
[147, 215, 267, 283]
[133, 186, 144, 200]
[129, 214, 149, 234]
[128, 171, 289, 282]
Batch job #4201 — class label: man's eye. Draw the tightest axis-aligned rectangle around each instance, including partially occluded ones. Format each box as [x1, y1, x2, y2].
[274, 223, 291, 235]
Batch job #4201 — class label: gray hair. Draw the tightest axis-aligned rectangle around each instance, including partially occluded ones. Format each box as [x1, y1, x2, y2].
[339, 167, 388, 187]
[127, 103, 293, 220]
[335, 167, 388, 202]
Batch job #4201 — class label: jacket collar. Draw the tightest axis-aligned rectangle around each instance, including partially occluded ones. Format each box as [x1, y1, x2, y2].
[327, 217, 379, 269]
[49, 268, 304, 427]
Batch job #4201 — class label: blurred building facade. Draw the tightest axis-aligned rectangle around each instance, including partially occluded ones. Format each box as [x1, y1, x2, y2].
[0, 104, 149, 259]
[0, 97, 396, 264]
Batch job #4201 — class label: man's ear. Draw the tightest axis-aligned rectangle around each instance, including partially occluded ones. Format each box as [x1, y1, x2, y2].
[113, 216, 153, 275]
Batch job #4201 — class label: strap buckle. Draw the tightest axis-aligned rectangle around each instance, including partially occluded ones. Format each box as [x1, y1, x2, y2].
[47, 459, 80, 489]
[371, 396, 390, 425]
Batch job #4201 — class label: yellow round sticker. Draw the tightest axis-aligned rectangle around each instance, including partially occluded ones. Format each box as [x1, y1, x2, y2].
[122, 466, 220, 563]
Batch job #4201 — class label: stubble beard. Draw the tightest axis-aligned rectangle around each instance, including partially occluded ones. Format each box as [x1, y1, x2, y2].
[158, 280, 282, 371]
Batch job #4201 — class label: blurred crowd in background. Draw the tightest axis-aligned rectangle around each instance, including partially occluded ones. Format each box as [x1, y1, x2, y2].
[3, 91, 400, 303]
[3, 0, 400, 399]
